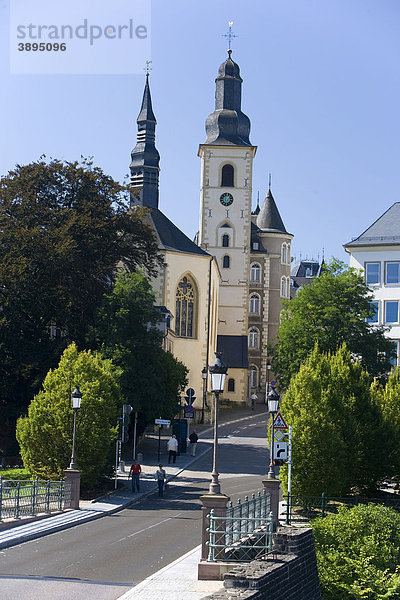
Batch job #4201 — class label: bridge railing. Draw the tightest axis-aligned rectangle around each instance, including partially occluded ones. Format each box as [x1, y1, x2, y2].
[0, 477, 72, 520]
[206, 490, 273, 562]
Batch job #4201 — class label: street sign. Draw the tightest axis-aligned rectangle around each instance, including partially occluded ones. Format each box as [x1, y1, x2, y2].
[185, 388, 196, 405]
[184, 405, 194, 413]
[155, 419, 171, 426]
[274, 441, 288, 460]
[270, 380, 276, 387]
[184, 408, 195, 419]
[272, 412, 288, 429]
[274, 430, 285, 441]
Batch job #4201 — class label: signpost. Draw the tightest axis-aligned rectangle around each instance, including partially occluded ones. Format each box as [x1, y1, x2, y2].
[184, 405, 195, 418]
[155, 418, 171, 462]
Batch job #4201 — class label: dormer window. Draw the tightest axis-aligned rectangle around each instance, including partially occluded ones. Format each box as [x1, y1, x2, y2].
[252, 241, 259, 250]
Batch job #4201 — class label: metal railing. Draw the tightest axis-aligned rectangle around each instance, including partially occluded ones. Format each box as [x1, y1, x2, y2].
[284, 492, 400, 524]
[0, 478, 72, 520]
[207, 490, 273, 562]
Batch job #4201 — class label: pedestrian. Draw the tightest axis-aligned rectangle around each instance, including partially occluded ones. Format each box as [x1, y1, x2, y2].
[128, 459, 141, 493]
[251, 393, 257, 410]
[167, 434, 178, 463]
[189, 430, 198, 456]
[155, 464, 166, 496]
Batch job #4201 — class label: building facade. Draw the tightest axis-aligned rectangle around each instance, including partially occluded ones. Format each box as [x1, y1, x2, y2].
[344, 202, 400, 366]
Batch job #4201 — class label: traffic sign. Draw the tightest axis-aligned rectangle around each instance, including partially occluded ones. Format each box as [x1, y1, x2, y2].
[270, 380, 276, 387]
[185, 388, 196, 405]
[272, 412, 288, 429]
[184, 407, 195, 418]
[155, 419, 171, 426]
[273, 441, 288, 460]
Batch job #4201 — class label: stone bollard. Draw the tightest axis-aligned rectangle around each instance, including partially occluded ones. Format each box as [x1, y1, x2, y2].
[198, 492, 230, 580]
[262, 477, 281, 530]
[64, 468, 81, 510]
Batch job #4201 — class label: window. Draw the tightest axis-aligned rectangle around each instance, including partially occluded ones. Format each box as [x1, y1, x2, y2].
[367, 301, 379, 324]
[249, 328, 259, 349]
[385, 301, 399, 324]
[305, 268, 312, 278]
[281, 243, 290, 265]
[281, 276, 288, 297]
[365, 262, 380, 285]
[175, 276, 196, 337]
[228, 378, 235, 392]
[250, 366, 258, 388]
[221, 164, 234, 187]
[223, 255, 230, 268]
[281, 244, 286, 264]
[249, 294, 260, 314]
[252, 241, 259, 250]
[250, 263, 261, 282]
[222, 234, 230, 247]
[386, 262, 400, 285]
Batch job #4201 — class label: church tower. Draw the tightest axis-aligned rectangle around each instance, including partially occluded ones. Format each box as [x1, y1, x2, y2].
[130, 73, 160, 208]
[198, 51, 257, 403]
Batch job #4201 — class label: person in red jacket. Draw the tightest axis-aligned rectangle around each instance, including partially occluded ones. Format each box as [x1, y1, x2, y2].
[129, 460, 142, 493]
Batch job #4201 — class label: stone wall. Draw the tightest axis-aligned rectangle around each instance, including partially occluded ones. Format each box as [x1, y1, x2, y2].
[205, 526, 321, 600]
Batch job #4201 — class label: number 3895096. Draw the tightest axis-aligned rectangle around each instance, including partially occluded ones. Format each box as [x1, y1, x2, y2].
[18, 43, 67, 51]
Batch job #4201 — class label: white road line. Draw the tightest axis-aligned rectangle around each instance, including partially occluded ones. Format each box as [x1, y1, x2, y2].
[110, 514, 182, 545]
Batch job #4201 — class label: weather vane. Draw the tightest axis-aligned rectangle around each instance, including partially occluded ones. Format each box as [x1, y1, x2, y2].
[222, 21, 237, 51]
[144, 60, 152, 76]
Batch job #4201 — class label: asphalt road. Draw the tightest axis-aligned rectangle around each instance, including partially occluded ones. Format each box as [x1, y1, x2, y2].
[0, 413, 269, 600]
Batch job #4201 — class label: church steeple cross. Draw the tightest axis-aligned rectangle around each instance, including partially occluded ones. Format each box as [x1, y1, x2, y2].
[222, 20, 237, 51]
[144, 60, 152, 76]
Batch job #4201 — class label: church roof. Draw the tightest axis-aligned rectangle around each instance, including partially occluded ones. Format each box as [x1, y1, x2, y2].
[204, 51, 252, 147]
[344, 202, 400, 248]
[137, 74, 156, 124]
[256, 189, 289, 234]
[217, 335, 249, 369]
[149, 208, 209, 256]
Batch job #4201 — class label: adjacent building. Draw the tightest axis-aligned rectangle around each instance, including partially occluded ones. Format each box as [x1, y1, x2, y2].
[344, 202, 400, 367]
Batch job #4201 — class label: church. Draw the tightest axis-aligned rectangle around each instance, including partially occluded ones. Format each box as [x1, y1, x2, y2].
[129, 50, 293, 412]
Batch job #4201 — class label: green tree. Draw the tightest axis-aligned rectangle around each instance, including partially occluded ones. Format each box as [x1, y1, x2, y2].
[88, 271, 188, 422]
[372, 368, 400, 480]
[314, 504, 400, 600]
[272, 259, 394, 389]
[0, 158, 161, 453]
[16, 343, 122, 488]
[279, 345, 384, 496]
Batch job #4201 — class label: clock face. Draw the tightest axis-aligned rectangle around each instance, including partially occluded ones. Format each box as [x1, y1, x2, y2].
[220, 192, 234, 206]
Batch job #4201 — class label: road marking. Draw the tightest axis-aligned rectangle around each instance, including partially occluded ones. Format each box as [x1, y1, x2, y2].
[110, 514, 183, 546]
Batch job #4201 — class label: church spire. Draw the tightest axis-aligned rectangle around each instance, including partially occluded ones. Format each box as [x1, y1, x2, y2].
[130, 73, 160, 209]
[256, 186, 288, 233]
[204, 51, 252, 146]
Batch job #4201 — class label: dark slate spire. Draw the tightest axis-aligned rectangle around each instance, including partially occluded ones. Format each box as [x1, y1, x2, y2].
[130, 74, 160, 209]
[256, 188, 288, 233]
[204, 50, 252, 146]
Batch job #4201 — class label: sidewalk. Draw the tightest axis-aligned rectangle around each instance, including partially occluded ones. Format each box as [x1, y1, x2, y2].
[0, 404, 267, 551]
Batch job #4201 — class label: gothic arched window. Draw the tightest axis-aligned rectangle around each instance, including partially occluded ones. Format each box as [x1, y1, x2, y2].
[250, 263, 261, 282]
[223, 255, 230, 269]
[222, 234, 230, 247]
[249, 294, 260, 314]
[249, 328, 259, 349]
[221, 164, 234, 187]
[175, 276, 196, 338]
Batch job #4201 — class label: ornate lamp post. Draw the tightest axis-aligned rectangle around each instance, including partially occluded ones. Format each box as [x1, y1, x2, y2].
[267, 386, 279, 479]
[266, 359, 272, 401]
[208, 352, 228, 494]
[200, 366, 208, 424]
[69, 386, 82, 470]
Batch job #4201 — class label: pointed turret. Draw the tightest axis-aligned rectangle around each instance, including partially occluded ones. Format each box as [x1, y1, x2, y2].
[256, 188, 288, 233]
[130, 74, 160, 209]
[204, 50, 251, 146]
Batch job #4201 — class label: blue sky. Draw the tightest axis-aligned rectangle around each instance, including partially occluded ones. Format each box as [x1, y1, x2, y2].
[1, 0, 399, 263]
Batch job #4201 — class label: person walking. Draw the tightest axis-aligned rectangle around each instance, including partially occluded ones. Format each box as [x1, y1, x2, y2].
[250, 393, 258, 410]
[167, 434, 178, 463]
[155, 464, 166, 497]
[189, 430, 198, 456]
[129, 459, 142, 493]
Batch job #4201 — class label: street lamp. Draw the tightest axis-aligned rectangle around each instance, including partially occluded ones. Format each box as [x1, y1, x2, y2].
[208, 352, 228, 494]
[200, 366, 208, 424]
[267, 386, 279, 479]
[69, 385, 82, 470]
[266, 359, 272, 401]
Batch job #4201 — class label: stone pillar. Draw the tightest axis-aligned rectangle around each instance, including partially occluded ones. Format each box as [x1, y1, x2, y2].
[64, 469, 81, 510]
[198, 492, 230, 580]
[262, 478, 280, 530]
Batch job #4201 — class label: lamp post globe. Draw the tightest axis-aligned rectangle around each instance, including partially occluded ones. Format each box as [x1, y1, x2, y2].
[208, 352, 228, 495]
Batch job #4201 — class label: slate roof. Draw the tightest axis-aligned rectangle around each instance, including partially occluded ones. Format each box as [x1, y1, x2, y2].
[256, 189, 289, 234]
[217, 335, 249, 369]
[344, 202, 400, 248]
[150, 208, 209, 256]
[291, 260, 324, 278]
